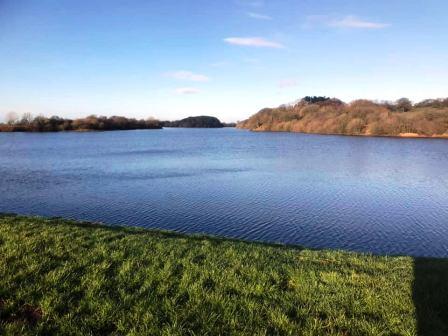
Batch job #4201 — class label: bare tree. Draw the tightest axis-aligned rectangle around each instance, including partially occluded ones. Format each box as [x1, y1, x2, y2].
[396, 98, 413, 112]
[20, 112, 33, 125]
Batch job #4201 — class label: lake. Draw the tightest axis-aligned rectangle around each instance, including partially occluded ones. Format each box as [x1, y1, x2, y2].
[1, 128, 447, 257]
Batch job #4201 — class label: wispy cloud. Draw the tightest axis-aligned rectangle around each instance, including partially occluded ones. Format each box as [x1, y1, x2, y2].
[247, 12, 272, 20]
[278, 79, 299, 88]
[166, 70, 209, 82]
[330, 16, 390, 29]
[175, 87, 201, 95]
[224, 37, 284, 48]
[305, 15, 390, 30]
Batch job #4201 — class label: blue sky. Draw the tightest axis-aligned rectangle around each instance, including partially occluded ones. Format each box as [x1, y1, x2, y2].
[0, 0, 447, 122]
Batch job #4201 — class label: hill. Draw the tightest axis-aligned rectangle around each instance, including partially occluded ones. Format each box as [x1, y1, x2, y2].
[238, 97, 448, 138]
[162, 116, 224, 128]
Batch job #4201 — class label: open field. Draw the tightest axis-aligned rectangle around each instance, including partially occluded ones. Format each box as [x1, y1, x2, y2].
[0, 214, 447, 335]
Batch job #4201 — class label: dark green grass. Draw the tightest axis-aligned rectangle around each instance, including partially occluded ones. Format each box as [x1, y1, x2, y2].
[0, 215, 447, 335]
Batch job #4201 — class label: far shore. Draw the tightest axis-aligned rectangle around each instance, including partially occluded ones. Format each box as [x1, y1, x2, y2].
[0, 115, 236, 133]
[238, 96, 448, 139]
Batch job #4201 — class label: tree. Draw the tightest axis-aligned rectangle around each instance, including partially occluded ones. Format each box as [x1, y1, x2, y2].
[32, 115, 48, 131]
[302, 96, 330, 104]
[396, 98, 412, 112]
[20, 112, 33, 125]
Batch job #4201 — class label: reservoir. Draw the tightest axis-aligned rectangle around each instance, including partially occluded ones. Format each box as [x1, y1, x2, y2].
[1, 128, 447, 257]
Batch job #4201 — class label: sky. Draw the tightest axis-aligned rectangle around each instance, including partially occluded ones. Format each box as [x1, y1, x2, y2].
[0, 0, 447, 122]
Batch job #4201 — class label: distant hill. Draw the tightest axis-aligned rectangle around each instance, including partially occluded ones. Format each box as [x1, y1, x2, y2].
[238, 97, 448, 138]
[162, 116, 224, 128]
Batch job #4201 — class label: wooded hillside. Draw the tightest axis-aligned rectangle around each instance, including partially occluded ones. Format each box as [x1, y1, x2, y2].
[238, 97, 448, 138]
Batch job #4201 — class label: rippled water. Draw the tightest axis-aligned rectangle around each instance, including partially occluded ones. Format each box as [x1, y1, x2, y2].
[1, 128, 447, 257]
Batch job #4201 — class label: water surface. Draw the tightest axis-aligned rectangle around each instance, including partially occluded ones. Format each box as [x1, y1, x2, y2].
[1, 128, 447, 257]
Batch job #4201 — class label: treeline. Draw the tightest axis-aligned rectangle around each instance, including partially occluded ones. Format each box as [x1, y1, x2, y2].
[0, 113, 162, 132]
[237, 97, 448, 138]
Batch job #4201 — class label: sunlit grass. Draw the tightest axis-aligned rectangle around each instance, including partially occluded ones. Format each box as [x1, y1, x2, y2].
[0, 215, 446, 335]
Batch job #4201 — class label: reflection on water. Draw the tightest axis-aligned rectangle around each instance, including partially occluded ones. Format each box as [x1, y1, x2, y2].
[0, 128, 447, 257]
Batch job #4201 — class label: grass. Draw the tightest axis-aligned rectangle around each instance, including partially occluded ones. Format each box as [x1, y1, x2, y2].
[0, 215, 447, 335]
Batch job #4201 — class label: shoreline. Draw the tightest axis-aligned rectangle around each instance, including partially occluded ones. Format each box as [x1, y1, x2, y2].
[238, 127, 448, 139]
[2, 213, 445, 259]
[2, 126, 447, 139]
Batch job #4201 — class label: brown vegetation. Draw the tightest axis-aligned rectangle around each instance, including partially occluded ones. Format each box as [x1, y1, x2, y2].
[237, 97, 448, 138]
[0, 114, 162, 132]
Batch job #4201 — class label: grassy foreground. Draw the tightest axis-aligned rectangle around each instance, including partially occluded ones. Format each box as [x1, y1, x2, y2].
[0, 215, 447, 335]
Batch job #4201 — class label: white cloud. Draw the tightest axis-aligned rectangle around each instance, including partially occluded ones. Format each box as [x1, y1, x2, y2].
[166, 70, 209, 82]
[278, 79, 299, 88]
[330, 16, 390, 29]
[175, 87, 201, 95]
[247, 12, 272, 20]
[224, 37, 284, 48]
[305, 15, 390, 30]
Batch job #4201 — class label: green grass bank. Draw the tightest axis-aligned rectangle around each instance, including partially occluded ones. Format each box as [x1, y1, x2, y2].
[0, 215, 447, 335]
